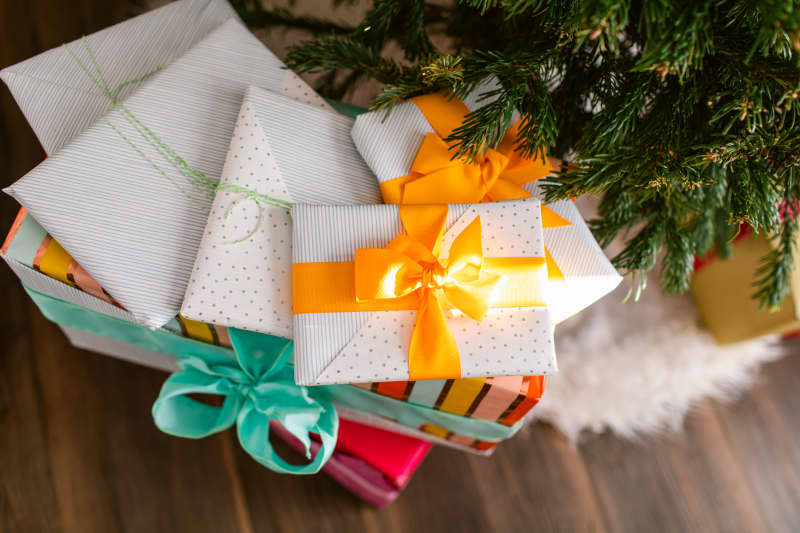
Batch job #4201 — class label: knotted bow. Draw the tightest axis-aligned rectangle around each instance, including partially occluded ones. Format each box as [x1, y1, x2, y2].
[152, 328, 338, 475]
[380, 93, 554, 206]
[377, 93, 573, 283]
[354, 205, 501, 381]
[396, 132, 540, 204]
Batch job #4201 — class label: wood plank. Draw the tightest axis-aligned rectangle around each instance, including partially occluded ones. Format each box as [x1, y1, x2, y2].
[233, 437, 391, 533]
[470, 426, 607, 532]
[0, 272, 63, 532]
[712, 353, 800, 532]
[384, 447, 495, 532]
[28, 311, 249, 533]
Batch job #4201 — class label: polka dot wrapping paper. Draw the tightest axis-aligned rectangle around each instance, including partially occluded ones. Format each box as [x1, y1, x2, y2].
[180, 85, 382, 336]
[292, 202, 557, 386]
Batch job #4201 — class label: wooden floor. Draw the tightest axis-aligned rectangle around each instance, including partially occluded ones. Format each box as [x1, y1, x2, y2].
[2, 1, 800, 531]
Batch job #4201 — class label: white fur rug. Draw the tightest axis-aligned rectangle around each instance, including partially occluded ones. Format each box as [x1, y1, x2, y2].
[528, 199, 784, 440]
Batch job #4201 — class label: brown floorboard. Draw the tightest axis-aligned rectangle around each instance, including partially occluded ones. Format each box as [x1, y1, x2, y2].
[1, 1, 799, 531]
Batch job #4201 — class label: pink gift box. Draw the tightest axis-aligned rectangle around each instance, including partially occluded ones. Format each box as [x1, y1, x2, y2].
[272, 419, 431, 506]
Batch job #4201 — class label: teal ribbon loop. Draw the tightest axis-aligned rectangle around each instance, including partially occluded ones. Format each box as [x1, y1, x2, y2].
[152, 328, 338, 475]
[25, 287, 522, 446]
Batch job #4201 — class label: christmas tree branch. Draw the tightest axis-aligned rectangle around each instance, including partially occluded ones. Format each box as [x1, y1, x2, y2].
[258, 0, 800, 307]
[231, 0, 356, 34]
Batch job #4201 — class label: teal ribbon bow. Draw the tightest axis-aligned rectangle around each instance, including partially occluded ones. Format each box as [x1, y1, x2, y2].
[152, 328, 338, 475]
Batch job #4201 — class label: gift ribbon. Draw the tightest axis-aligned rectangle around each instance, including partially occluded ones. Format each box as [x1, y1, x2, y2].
[25, 287, 522, 444]
[355, 205, 499, 380]
[380, 93, 553, 205]
[378, 92, 572, 282]
[292, 205, 548, 380]
[152, 328, 338, 475]
[64, 37, 293, 225]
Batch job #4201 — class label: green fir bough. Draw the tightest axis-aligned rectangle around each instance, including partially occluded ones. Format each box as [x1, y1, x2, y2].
[236, 0, 800, 308]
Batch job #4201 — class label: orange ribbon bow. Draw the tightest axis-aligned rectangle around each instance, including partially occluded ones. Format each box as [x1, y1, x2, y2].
[380, 93, 555, 206]
[379, 93, 573, 280]
[353, 205, 500, 381]
[292, 204, 549, 380]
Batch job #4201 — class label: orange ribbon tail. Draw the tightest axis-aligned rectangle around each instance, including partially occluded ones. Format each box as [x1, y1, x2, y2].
[353, 205, 503, 380]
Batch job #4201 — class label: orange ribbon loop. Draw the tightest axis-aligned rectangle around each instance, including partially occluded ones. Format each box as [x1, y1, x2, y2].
[380, 94, 555, 205]
[354, 205, 501, 381]
[376, 93, 573, 285]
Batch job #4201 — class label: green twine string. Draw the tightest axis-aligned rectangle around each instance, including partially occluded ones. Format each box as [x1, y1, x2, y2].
[63, 37, 292, 240]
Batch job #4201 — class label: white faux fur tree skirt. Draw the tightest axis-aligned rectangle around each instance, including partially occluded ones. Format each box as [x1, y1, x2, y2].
[529, 200, 784, 440]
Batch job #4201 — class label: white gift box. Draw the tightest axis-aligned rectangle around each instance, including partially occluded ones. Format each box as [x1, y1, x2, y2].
[1, 0, 239, 155]
[351, 82, 622, 323]
[0, 0, 228, 322]
[5, 14, 330, 329]
[180, 86, 381, 337]
[292, 201, 557, 385]
[2, 0, 329, 153]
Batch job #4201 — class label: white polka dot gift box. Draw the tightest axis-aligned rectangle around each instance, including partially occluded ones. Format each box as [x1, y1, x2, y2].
[351, 81, 622, 323]
[4, 6, 351, 330]
[180, 86, 381, 337]
[292, 201, 557, 386]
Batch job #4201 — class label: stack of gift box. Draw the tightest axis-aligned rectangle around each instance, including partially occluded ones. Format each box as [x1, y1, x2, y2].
[1, 0, 621, 504]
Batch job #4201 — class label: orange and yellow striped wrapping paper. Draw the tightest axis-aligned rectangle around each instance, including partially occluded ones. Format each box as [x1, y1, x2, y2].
[3, 208, 544, 450]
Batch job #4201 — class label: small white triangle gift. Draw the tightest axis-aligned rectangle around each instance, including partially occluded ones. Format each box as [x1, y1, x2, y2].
[180, 86, 381, 337]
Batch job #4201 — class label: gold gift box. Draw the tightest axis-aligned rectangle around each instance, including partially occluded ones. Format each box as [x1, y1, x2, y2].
[691, 232, 800, 344]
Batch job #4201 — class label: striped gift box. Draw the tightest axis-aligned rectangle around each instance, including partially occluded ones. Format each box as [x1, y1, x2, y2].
[357, 375, 544, 449]
[3, 208, 539, 450]
[2, 208, 230, 347]
[4, 16, 329, 329]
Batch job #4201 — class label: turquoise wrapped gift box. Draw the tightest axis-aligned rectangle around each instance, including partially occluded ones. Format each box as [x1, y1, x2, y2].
[25, 287, 523, 471]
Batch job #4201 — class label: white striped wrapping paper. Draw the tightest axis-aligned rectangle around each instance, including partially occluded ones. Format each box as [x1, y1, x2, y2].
[292, 201, 556, 386]
[351, 79, 622, 323]
[2, 255, 137, 324]
[180, 86, 381, 337]
[0, 0, 238, 156]
[5, 17, 323, 329]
